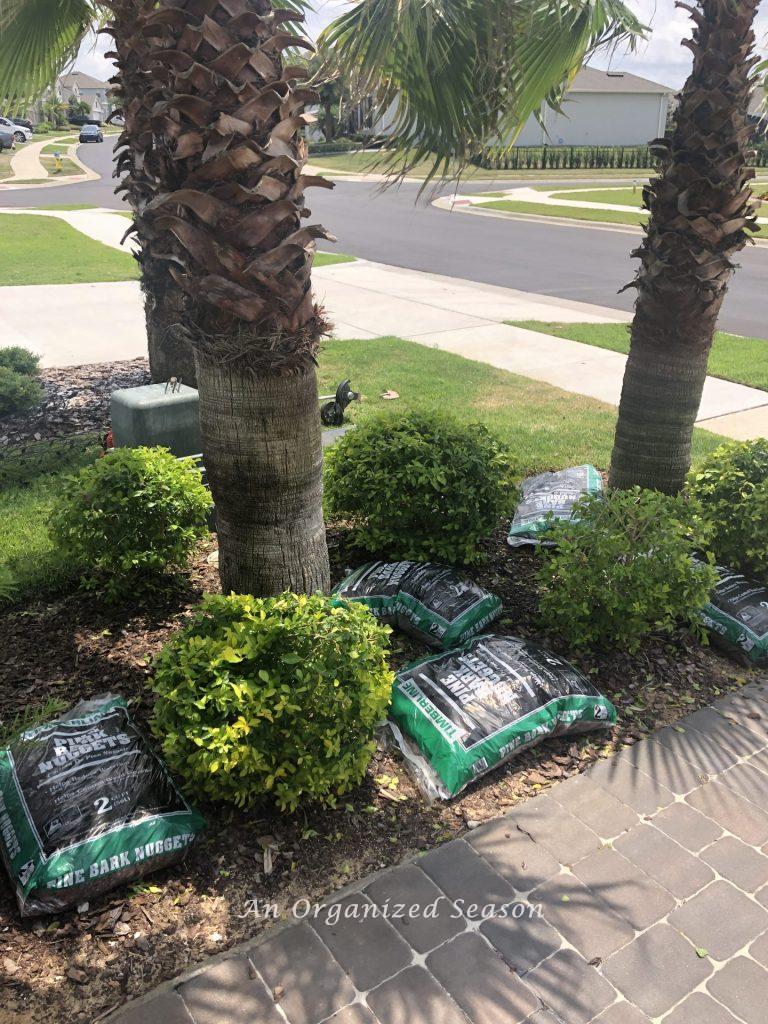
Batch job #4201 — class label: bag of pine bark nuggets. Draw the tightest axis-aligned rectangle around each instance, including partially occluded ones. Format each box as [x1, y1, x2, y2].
[389, 635, 616, 798]
[508, 465, 602, 547]
[699, 563, 768, 665]
[0, 695, 204, 916]
[333, 561, 501, 648]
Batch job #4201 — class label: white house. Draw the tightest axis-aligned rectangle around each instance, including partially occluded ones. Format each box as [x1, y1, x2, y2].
[56, 71, 113, 121]
[515, 67, 673, 147]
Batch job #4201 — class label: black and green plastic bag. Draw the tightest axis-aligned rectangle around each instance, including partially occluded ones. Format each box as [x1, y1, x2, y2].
[700, 563, 768, 665]
[508, 465, 602, 547]
[0, 695, 204, 916]
[389, 635, 616, 798]
[333, 561, 502, 648]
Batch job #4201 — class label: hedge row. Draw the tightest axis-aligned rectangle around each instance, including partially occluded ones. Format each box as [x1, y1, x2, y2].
[473, 142, 768, 171]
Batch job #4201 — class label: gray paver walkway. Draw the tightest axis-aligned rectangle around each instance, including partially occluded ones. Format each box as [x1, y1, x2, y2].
[109, 680, 768, 1024]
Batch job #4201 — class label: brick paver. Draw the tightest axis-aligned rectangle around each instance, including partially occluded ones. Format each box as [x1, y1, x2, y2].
[662, 991, 736, 1024]
[668, 879, 768, 959]
[602, 923, 712, 1017]
[426, 932, 540, 1022]
[108, 692, 768, 1024]
[364, 864, 464, 953]
[706, 955, 768, 1024]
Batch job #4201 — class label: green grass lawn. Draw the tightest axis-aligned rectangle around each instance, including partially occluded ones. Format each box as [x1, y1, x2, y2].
[477, 199, 648, 227]
[2, 337, 725, 604]
[0, 213, 138, 285]
[41, 142, 71, 155]
[547, 187, 646, 206]
[0, 149, 12, 181]
[0, 438, 99, 600]
[509, 321, 768, 392]
[41, 155, 81, 175]
[315, 251, 356, 266]
[35, 203, 98, 211]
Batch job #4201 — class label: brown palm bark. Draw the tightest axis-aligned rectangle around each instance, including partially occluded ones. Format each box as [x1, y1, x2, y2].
[108, 0, 334, 595]
[107, 0, 197, 387]
[609, 0, 760, 494]
[142, 261, 197, 386]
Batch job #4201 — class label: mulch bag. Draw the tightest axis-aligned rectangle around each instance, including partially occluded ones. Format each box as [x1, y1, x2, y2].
[333, 561, 502, 648]
[699, 563, 768, 666]
[507, 465, 603, 547]
[389, 634, 616, 799]
[0, 695, 204, 916]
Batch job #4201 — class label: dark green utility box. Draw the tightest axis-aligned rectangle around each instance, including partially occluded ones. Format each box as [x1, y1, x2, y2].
[110, 383, 202, 457]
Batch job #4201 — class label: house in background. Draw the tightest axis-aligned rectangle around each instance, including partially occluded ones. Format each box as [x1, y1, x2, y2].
[56, 71, 113, 122]
[515, 67, 674, 147]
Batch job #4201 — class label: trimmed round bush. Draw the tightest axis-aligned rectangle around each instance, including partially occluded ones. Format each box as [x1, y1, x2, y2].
[537, 487, 717, 653]
[151, 592, 394, 810]
[50, 446, 211, 599]
[0, 345, 40, 376]
[0, 366, 43, 418]
[324, 411, 516, 563]
[688, 439, 768, 580]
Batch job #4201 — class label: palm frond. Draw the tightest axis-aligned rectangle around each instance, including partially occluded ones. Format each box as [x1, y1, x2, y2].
[319, 0, 646, 182]
[0, 0, 106, 104]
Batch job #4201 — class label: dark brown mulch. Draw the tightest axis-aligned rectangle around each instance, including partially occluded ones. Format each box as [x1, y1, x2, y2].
[0, 359, 150, 449]
[0, 525, 758, 1024]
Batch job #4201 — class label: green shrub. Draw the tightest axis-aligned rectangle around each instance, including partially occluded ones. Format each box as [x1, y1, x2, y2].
[0, 367, 43, 418]
[152, 592, 394, 810]
[0, 346, 40, 376]
[50, 446, 211, 599]
[537, 488, 717, 653]
[324, 411, 516, 563]
[687, 439, 768, 580]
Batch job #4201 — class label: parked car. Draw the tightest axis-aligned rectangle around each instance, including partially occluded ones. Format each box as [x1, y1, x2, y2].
[0, 116, 31, 144]
[0, 124, 15, 151]
[7, 116, 33, 132]
[79, 123, 104, 143]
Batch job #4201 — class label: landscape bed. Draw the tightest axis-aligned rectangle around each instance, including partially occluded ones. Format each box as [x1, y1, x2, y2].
[0, 339, 758, 1023]
[0, 520, 753, 1024]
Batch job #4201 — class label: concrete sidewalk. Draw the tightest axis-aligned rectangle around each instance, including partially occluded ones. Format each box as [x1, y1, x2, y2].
[2, 258, 767, 438]
[109, 681, 768, 1024]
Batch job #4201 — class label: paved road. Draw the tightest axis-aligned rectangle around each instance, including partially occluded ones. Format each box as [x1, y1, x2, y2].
[3, 142, 767, 337]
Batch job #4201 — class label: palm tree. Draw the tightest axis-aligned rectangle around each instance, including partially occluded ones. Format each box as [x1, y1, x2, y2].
[320, 0, 644, 181]
[0, 0, 198, 386]
[323, 0, 761, 495]
[2, 0, 643, 596]
[609, 0, 761, 492]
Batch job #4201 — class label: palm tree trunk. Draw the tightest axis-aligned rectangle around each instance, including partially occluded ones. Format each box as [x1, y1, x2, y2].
[196, 354, 329, 595]
[609, 0, 760, 493]
[142, 264, 197, 388]
[610, 319, 710, 492]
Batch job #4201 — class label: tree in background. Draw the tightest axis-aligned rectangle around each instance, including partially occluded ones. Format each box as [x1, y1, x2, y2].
[67, 95, 91, 118]
[609, 0, 761, 492]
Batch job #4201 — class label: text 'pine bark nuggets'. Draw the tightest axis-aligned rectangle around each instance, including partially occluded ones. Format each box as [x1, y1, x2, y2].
[389, 635, 616, 798]
[0, 696, 204, 916]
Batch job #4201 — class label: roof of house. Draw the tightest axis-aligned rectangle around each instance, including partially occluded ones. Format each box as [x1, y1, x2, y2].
[58, 71, 109, 91]
[570, 67, 674, 95]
